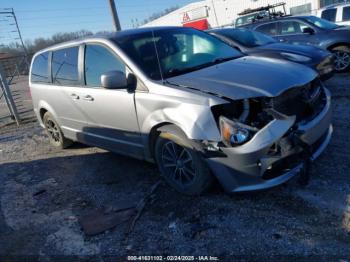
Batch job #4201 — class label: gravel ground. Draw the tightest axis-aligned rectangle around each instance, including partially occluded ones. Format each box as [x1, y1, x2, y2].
[0, 74, 350, 261]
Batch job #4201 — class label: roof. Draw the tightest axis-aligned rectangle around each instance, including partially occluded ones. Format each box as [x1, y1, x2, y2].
[320, 2, 350, 10]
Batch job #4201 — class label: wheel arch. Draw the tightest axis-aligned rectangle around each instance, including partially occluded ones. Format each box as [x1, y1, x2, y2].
[327, 42, 350, 51]
[37, 100, 60, 127]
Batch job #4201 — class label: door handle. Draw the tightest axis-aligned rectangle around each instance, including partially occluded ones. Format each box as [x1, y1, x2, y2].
[71, 94, 79, 100]
[83, 95, 94, 101]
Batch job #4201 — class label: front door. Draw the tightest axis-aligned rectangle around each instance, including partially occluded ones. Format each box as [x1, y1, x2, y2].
[78, 43, 143, 157]
[274, 20, 321, 46]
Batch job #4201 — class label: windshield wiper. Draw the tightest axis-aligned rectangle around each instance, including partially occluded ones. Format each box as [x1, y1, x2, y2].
[166, 56, 238, 78]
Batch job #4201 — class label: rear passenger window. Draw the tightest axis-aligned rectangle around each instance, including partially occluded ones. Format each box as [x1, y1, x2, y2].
[84, 44, 125, 87]
[31, 52, 50, 83]
[256, 23, 278, 36]
[343, 7, 350, 21]
[321, 9, 337, 22]
[52, 47, 79, 86]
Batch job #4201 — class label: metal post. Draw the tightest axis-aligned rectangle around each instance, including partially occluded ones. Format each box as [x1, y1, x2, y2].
[211, 0, 220, 28]
[108, 0, 121, 31]
[11, 8, 30, 68]
[0, 63, 20, 125]
[0, 9, 29, 68]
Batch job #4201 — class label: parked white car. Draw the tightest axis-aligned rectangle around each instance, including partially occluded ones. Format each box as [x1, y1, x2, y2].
[317, 3, 350, 26]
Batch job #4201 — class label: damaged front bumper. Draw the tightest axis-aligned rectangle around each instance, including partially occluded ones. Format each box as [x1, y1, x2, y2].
[206, 87, 333, 193]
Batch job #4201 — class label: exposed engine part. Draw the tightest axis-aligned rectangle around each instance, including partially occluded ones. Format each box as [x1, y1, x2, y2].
[238, 99, 250, 123]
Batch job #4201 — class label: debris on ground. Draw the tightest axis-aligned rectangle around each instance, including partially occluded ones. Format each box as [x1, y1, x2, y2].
[79, 207, 136, 236]
[126, 181, 161, 235]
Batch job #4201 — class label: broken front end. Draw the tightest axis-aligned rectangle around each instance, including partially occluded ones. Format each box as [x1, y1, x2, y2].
[206, 78, 332, 192]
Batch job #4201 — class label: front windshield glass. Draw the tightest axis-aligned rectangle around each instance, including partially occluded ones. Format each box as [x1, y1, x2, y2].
[305, 16, 339, 29]
[219, 29, 276, 47]
[114, 28, 242, 80]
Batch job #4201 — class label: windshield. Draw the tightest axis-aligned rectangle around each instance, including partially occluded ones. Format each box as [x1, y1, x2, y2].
[305, 16, 339, 29]
[217, 29, 276, 47]
[114, 28, 242, 80]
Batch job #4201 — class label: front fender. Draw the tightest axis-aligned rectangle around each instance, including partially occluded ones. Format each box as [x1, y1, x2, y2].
[141, 103, 221, 142]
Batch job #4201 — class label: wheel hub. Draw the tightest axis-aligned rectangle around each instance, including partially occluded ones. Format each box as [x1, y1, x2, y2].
[334, 51, 350, 71]
[161, 141, 196, 186]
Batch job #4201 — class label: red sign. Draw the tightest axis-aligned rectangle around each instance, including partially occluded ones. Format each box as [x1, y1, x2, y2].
[183, 19, 209, 30]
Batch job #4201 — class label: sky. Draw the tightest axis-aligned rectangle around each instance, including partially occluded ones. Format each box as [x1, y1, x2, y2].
[0, 0, 198, 45]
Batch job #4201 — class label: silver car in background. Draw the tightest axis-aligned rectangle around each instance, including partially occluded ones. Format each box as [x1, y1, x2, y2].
[29, 27, 332, 195]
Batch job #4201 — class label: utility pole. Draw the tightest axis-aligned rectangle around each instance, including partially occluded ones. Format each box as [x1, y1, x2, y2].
[108, 0, 121, 31]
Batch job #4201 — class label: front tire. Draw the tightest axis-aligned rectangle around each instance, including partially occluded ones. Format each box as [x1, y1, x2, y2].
[43, 112, 72, 149]
[155, 134, 213, 195]
[331, 46, 350, 72]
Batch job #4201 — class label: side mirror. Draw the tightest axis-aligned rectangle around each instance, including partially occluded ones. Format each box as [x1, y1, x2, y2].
[303, 27, 315, 35]
[101, 70, 127, 89]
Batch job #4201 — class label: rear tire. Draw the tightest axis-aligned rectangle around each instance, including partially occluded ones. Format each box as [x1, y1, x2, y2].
[331, 46, 350, 72]
[155, 131, 213, 195]
[43, 112, 72, 149]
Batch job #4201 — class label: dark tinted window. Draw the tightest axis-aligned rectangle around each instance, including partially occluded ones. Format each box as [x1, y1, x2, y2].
[321, 8, 337, 22]
[256, 23, 278, 35]
[52, 47, 79, 86]
[343, 7, 350, 21]
[217, 29, 276, 47]
[84, 44, 125, 87]
[31, 52, 50, 83]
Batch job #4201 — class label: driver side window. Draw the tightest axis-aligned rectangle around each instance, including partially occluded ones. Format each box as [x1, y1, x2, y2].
[280, 21, 309, 35]
[84, 44, 126, 87]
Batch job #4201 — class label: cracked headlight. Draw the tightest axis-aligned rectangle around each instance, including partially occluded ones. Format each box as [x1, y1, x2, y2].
[280, 52, 311, 62]
[219, 116, 251, 147]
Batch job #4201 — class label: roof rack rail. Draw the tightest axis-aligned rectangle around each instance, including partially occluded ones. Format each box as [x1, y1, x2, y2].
[238, 2, 287, 19]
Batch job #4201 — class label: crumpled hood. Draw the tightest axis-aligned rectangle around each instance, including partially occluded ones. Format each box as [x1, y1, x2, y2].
[255, 43, 330, 59]
[168, 56, 317, 100]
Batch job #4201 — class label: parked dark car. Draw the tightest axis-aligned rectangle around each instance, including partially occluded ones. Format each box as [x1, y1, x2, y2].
[241, 15, 350, 72]
[208, 28, 334, 80]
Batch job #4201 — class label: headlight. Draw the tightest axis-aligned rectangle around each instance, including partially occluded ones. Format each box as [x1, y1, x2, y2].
[280, 52, 311, 62]
[219, 116, 252, 147]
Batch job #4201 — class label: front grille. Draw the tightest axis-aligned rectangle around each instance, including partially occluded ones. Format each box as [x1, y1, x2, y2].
[270, 79, 326, 123]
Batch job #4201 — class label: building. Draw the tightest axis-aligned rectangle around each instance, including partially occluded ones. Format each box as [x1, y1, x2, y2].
[142, 0, 350, 29]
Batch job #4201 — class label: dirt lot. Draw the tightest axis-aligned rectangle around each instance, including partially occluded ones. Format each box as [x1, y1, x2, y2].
[0, 74, 350, 260]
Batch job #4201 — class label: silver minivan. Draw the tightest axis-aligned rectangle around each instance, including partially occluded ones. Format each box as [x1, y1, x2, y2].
[29, 27, 332, 195]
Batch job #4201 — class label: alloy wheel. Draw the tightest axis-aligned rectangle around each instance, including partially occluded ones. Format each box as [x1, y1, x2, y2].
[334, 51, 350, 71]
[45, 119, 61, 143]
[161, 141, 196, 187]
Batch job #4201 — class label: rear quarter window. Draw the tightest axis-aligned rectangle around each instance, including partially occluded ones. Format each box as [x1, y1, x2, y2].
[31, 52, 50, 83]
[52, 47, 80, 86]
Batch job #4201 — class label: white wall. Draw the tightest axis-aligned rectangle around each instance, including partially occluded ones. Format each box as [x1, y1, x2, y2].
[142, 0, 320, 28]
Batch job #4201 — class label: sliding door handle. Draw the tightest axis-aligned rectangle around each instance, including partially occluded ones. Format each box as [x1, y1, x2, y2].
[71, 94, 79, 100]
